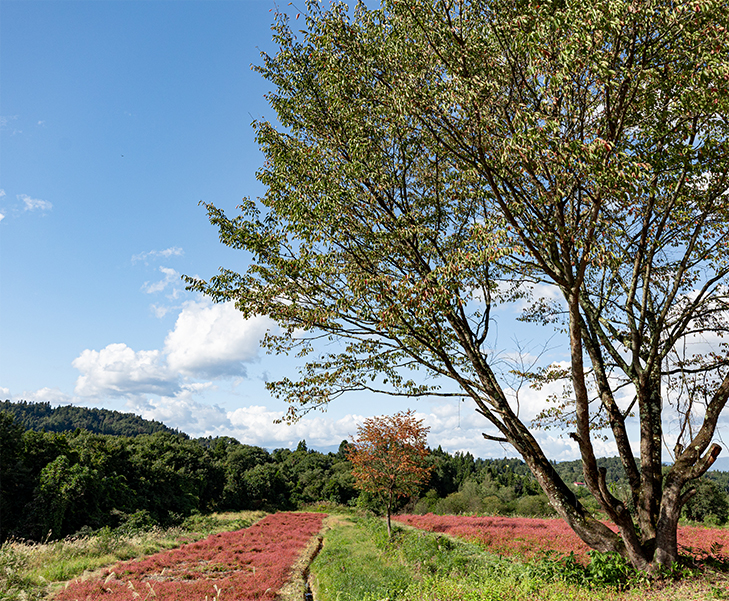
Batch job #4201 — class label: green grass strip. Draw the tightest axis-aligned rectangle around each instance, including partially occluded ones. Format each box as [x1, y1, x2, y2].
[309, 516, 413, 601]
[309, 515, 654, 601]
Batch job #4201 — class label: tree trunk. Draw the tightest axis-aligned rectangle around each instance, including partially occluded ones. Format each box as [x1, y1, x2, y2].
[386, 491, 393, 540]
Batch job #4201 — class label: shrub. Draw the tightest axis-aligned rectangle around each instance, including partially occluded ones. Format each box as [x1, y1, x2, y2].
[514, 495, 556, 517]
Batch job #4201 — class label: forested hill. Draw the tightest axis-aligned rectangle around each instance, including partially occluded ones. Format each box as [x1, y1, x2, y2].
[0, 400, 184, 437]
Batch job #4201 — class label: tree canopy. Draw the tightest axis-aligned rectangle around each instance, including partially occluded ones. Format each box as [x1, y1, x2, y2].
[348, 410, 432, 537]
[187, 0, 729, 571]
[0, 400, 182, 437]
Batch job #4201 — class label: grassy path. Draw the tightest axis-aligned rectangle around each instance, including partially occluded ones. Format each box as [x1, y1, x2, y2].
[308, 513, 729, 601]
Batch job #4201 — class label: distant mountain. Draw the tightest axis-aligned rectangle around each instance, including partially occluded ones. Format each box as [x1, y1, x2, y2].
[0, 400, 186, 437]
[709, 457, 729, 472]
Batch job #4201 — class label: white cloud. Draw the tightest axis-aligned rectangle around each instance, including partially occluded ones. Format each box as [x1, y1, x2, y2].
[132, 247, 184, 264]
[164, 299, 274, 379]
[125, 388, 230, 434]
[151, 304, 174, 318]
[226, 406, 364, 448]
[142, 266, 180, 294]
[0, 115, 21, 134]
[19, 194, 52, 211]
[73, 343, 177, 398]
[15, 387, 73, 405]
[72, 297, 273, 403]
[0, 189, 5, 197]
[414, 402, 620, 461]
[0, 214, 4, 223]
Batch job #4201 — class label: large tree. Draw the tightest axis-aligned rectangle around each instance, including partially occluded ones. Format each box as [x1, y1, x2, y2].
[186, 0, 729, 571]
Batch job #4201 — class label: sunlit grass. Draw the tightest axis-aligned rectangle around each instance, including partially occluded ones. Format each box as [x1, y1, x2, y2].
[310, 513, 729, 601]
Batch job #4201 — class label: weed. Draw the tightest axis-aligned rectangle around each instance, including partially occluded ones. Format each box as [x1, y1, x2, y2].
[0, 544, 44, 601]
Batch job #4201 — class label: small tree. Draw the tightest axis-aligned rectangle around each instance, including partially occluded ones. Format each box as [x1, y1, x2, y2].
[347, 410, 432, 538]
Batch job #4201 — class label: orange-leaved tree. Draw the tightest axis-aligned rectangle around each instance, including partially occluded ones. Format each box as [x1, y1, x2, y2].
[347, 410, 432, 538]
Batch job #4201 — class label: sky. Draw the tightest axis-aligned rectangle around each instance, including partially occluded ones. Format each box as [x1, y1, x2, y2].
[2, 0, 725, 466]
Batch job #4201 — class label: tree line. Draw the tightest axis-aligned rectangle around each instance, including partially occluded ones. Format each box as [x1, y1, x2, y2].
[2, 406, 728, 543]
[0, 400, 183, 437]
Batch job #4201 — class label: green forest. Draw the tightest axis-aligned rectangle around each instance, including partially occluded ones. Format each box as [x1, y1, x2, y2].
[2, 401, 728, 543]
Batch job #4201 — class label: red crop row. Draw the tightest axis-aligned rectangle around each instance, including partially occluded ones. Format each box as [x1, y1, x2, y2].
[394, 514, 729, 562]
[57, 512, 325, 601]
[395, 514, 594, 559]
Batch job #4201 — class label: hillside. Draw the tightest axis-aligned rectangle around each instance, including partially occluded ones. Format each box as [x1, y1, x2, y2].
[0, 400, 184, 437]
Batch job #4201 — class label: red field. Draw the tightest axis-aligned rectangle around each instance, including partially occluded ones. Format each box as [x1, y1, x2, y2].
[56, 512, 325, 601]
[394, 514, 729, 561]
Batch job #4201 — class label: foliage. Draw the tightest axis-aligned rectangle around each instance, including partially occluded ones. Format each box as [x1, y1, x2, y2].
[310, 513, 702, 601]
[683, 479, 729, 525]
[5, 398, 729, 546]
[0, 400, 180, 436]
[347, 411, 433, 537]
[187, 0, 729, 571]
[396, 512, 729, 572]
[0, 409, 353, 542]
[396, 513, 594, 560]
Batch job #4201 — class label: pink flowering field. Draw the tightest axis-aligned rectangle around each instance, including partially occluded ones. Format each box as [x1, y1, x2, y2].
[56, 512, 325, 601]
[394, 514, 729, 562]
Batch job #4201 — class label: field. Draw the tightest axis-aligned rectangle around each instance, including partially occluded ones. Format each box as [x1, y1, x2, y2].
[394, 513, 729, 563]
[5, 510, 729, 601]
[53, 512, 324, 601]
[308, 513, 729, 601]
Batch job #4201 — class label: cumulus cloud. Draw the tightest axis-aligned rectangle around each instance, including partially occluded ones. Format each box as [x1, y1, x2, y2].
[413, 402, 620, 461]
[19, 194, 52, 211]
[0, 214, 4, 223]
[214, 402, 614, 460]
[18, 387, 73, 405]
[132, 247, 184, 264]
[226, 406, 364, 448]
[73, 343, 177, 398]
[72, 298, 273, 403]
[0, 189, 5, 197]
[164, 299, 274, 379]
[125, 388, 230, 435]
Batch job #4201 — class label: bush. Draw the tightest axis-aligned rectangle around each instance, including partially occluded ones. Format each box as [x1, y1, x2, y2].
[683, 479, 729, 525]
[514, 495, 556, 517]
[435, 481, 484, 515]
[482, 495, 508, 516]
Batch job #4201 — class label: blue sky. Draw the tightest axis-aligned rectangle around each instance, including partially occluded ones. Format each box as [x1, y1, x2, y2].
[3, 0, 721, 465]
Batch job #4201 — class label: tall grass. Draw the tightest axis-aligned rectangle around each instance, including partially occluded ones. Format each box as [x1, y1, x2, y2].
[0, 511, 265, 601]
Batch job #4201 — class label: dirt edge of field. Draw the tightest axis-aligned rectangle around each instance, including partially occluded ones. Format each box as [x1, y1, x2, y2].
[277, 514, 336, 601]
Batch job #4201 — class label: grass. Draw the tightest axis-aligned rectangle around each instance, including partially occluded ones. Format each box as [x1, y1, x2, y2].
[309, 513, 729, 601]
[5, 508, 729, 601]
[309, 515, 413, 601]
[0, 511, 266, 601]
